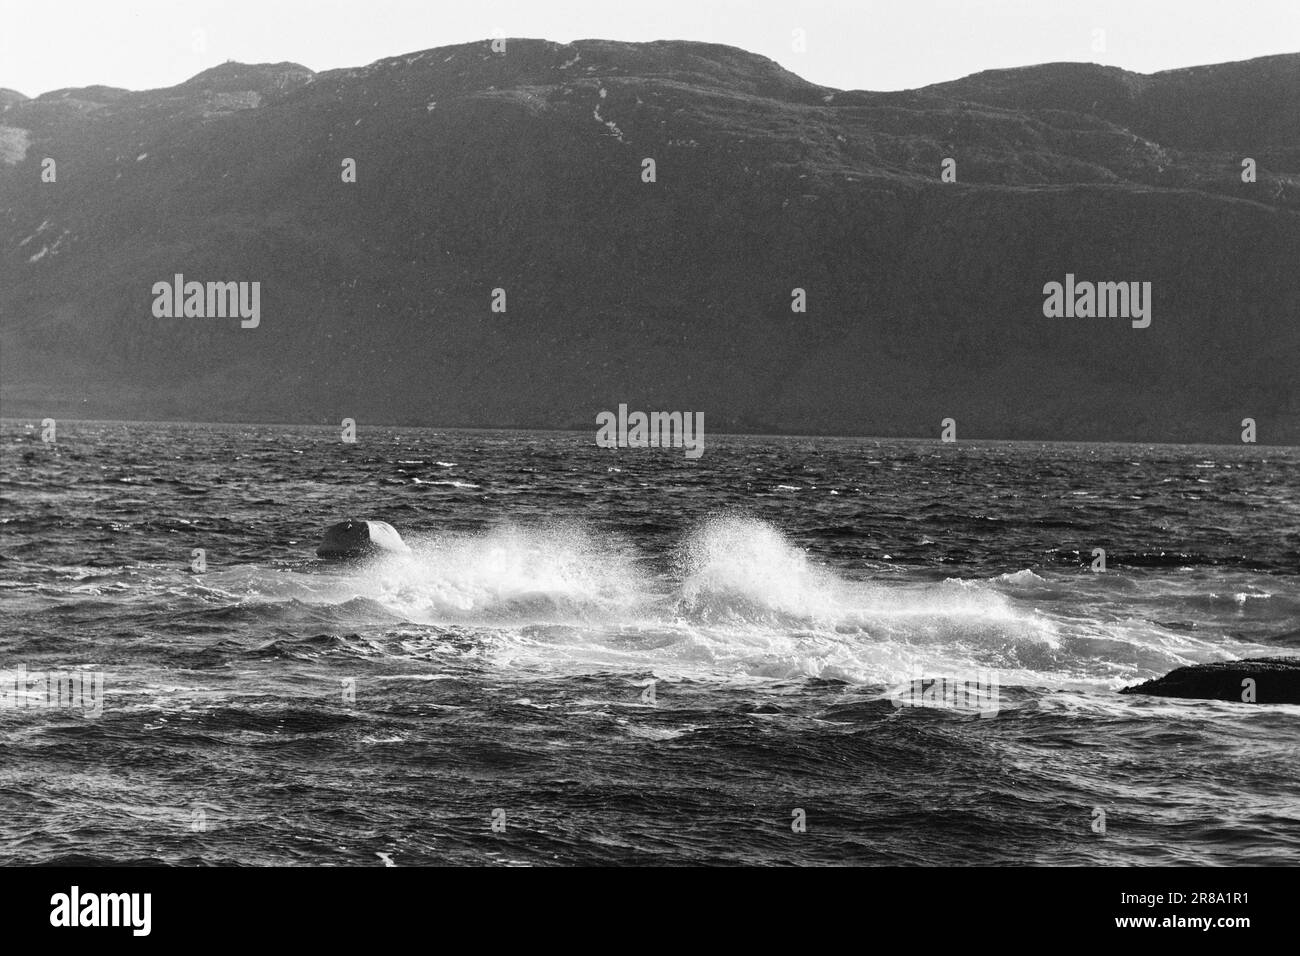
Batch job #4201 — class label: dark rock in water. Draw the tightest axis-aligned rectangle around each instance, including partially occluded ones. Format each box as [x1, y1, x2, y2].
[1120, 656, 1300, 704]
[316, 519, 410, 559]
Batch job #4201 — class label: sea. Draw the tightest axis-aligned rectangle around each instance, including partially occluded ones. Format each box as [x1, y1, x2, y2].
[1, 420, 1297, 865]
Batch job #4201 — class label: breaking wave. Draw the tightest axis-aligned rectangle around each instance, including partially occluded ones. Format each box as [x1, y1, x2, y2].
[182, 514, 1264, 687]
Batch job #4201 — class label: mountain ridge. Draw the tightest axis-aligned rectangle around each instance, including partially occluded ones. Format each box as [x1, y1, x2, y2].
[2, 39, 1297, 442]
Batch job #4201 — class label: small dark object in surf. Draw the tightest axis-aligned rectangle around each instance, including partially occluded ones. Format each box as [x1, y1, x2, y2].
[316, 519, 410, 559]
[1120, 656, 1300, 704]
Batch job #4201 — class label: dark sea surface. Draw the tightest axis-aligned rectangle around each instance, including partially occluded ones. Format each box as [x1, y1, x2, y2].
[1, 420, 1298, 866]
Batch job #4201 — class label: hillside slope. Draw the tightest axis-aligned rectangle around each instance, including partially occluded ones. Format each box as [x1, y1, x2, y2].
[1, 40, 1297, 441]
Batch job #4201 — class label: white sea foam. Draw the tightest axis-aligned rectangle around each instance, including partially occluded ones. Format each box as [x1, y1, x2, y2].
[229, 515, 1174, 687]
[207, 514, 1269, 690]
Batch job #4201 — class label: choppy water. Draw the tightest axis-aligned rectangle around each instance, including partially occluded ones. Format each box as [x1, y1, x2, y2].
[2, 421, 1297, 865]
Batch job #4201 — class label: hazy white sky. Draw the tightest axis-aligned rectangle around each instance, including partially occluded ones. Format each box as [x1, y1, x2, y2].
[2, 0, 1296, 97]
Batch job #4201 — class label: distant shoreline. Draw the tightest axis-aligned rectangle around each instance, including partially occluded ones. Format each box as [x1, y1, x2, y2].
[2, 416, 1296, 449]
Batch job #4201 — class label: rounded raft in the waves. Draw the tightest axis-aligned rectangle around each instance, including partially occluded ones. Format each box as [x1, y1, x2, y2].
[1120, 656, 1300, 704]
[316, 519, 410, 559]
